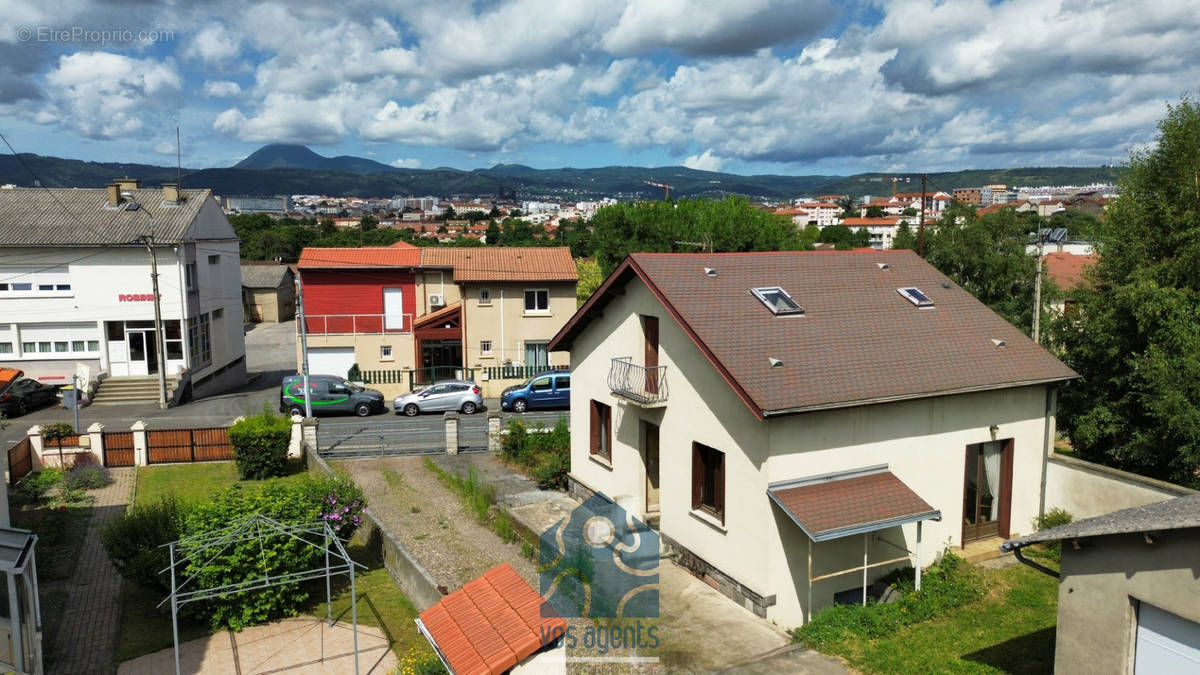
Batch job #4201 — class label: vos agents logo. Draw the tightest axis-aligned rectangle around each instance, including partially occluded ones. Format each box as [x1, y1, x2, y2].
[539, 494, 659, 618]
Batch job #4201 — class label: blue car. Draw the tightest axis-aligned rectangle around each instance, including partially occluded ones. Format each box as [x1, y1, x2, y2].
[500, 371, 570, 412]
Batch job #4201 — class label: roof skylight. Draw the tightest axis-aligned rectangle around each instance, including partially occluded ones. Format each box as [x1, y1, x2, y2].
[897, 287, 934, 308]
[752, 286, 804, 316]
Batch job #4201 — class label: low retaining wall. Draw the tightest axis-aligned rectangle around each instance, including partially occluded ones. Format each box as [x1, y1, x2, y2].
[301, 428, 444, 611]
[1045, 452, 1195, 520]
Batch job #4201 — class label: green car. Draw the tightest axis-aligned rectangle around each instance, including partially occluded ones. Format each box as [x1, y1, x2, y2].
[279, 374, 385, 417]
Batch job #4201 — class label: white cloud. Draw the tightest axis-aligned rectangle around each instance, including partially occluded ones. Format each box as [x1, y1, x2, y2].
[683, 149, 724, 171]
[184, 23, 243, 65]
[203, 80, 241, 97]
[390, 157, 421, 168]
[213, 89, 350, 145]
[41, 52, 181, 139]
[153, 141, 176, 154]
[602, 0, 837, 56]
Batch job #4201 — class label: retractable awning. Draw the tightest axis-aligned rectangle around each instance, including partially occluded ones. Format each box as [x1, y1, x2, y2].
[768, 465, 940, 542]
[768, 465, 942, 619]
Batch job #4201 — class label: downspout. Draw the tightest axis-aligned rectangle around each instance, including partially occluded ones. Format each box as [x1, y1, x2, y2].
[1038, 386, 1057, 519]
[499, 287, 505, 366]
[1007, 544, 1060, 579]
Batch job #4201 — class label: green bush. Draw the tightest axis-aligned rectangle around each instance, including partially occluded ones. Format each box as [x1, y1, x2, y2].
[229, 410, 291, 479]
[103, 474, 368, 631]
[1030, 507, 1074, 561]
[499, 417, 570, 490]
[102, 495, 189, 593]
[64, 461, 111, 490]
[793, 552, 984, 651]
[18, 467, 63, 502]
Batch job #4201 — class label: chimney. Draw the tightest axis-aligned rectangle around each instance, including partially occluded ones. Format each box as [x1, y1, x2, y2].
[162, 183, 180, 204]
[115, 176, 140, 192]
[106, 183, 122, 207]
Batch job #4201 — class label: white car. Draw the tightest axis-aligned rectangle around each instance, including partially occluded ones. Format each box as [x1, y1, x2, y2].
[393, 380, 483, 416]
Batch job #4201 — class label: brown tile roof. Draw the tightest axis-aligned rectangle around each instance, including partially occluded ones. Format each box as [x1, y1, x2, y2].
[769, 466, 939, 541]
[420, 247, 577, 282]
[297, 242, 421, 268]
[418, 563, 565, 675]
[1043, 252, 1098, 290]
[550, 250, 1076, 418]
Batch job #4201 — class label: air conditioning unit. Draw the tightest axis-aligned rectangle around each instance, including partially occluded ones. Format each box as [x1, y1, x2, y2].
[429, 294, 444, 307]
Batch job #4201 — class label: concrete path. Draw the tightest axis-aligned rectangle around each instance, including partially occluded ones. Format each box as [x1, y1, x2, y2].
[117, 617, 396, 675]
[47, 466, 135, 675]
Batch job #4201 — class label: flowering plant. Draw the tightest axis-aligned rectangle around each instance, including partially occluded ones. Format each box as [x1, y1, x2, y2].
[316, 475, 368, 540]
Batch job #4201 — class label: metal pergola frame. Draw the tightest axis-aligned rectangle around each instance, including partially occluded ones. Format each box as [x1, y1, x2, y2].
[157, 515, 366, 675]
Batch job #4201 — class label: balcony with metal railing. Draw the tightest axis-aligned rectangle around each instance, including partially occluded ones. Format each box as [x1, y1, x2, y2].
[608, 357, 669, 406]
[303, 313, 413, 335]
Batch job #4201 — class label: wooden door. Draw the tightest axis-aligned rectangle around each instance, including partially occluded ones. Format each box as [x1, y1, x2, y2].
[642, 315, 659, 395]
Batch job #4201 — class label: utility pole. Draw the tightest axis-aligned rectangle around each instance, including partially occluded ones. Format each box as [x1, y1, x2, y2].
[918, 174, 927, 257]
[1032, 231, 1045, 344]
[295, 274, 313, 417]
[142, 232, 169, 409]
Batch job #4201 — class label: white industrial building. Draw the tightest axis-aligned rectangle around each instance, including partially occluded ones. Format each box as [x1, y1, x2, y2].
[0, 180, 246, 402]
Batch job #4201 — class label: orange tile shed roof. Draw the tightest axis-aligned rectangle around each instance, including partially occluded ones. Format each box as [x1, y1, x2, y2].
[297, 242, 421, 268]
[418, 564, 565, 675]
[420, 247, 577, 282]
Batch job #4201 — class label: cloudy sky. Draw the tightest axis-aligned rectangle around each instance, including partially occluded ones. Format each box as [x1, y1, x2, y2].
[0, 0, 1196, 175]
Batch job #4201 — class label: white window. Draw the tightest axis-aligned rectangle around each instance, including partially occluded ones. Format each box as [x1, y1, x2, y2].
[479, 288, 492, 304]
[480, 340, 492, 355]
[0, 267, 71, 295]
[17, 323, 99, 356]
[751, 286, 804, 315]
[383, 287, 406, 330]
[0, 343, 11, 354]
[524, 289, 550, 313]
[380, 345, 393, 360]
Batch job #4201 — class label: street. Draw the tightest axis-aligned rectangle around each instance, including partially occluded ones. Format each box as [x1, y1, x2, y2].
[1, 319, 569, 454]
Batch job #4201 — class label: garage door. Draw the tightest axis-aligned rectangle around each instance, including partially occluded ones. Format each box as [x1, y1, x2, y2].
[307, 347, 355, 379]
[1136, 603, 1200, 673]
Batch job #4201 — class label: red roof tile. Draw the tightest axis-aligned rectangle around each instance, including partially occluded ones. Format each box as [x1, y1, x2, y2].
[1043, 252, 1098, 290]
[297, 243, 420, 269]
[420, 247, 577, 282]
[769, 468, 939, 541]
[418, 563, 565, 675]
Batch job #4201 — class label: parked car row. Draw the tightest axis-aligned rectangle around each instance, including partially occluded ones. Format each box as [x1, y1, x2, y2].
[278, 370, 571, 418]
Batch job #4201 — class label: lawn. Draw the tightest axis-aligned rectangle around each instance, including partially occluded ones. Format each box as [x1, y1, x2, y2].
[116, 461, 437, 666]
[804, 561, 1059, 673]
[133, 459, 310, 505]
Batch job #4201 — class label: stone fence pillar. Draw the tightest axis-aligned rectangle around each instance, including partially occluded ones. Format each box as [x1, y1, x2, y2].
[87, 423, 106, 466]
[487, 413, 502, 454]
[131, 421, 149, 467]
[444, 412, 459, 455]
[301, 418, 319, 456]
[25, 426, 44, 471]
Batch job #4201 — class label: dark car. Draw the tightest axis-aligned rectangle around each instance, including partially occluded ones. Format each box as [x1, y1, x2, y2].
[0, 369, 58, 417]
[500, 371, 570, 412]
[393, 380, 483, 416]
[279, 374, 386, 417]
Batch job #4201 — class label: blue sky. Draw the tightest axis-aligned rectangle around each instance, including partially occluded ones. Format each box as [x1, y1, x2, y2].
[1, 0, 1197, 176]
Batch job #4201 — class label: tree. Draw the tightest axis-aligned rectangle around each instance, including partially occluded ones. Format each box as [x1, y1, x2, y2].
[359, 214, 378, 232]
[892, 221, 918, 250]
[318, 218, 336, 236]
[865, 205, 885, 218]
[489, 205, 501, 218]
[590, 197, 805, 273]
[485, 220, 501, 245]
[901, 206, 918, 216]
[923, 207, 1044, 330]
[1050, 96, 1200, 487]
[835, 195, 856, 217]
[575, 259, 604, 307]
[442, 205, 456, 221]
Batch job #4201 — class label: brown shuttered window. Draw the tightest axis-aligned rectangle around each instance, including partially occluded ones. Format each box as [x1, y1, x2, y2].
[692, 442, 725, 524]
[590, 400, 611, 460]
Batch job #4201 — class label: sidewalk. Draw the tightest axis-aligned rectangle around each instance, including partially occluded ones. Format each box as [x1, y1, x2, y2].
[47, 466, 135, 675]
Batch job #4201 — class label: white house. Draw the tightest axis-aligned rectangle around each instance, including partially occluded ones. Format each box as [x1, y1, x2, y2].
[0, 181, 246, 401]
[548, 250, 1076, 627]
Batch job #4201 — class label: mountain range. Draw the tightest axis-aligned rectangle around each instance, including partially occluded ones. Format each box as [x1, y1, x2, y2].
[0, 143, 1124, 201]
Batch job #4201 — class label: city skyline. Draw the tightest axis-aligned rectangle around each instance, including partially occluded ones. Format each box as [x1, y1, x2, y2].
[1, 0, 1197, 175]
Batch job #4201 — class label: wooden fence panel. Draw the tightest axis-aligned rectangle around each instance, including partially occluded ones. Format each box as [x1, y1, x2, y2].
[147, 429, 195, 464]
[8, 437, 32, 484]
[192, 427, 235, 462]
[104, 432, 135, 467]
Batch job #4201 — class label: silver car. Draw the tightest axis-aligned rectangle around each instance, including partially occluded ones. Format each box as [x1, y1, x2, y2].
[393, 380, 483, 416]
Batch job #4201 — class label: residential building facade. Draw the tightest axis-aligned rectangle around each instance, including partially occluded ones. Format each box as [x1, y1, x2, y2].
[549, 251, 1075, 628]
[297, 244, 576, 382]
[0, 182, 246, 399]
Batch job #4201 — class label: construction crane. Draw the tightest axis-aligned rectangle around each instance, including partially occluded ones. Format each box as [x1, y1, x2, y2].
[645, 180, 673, 200]
[857, 176, 911, 195]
